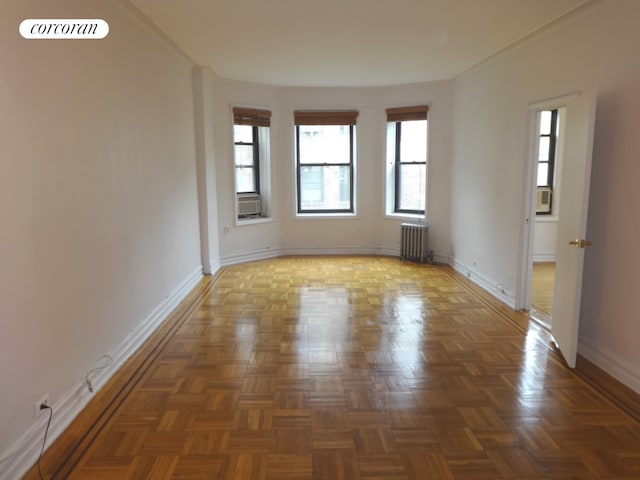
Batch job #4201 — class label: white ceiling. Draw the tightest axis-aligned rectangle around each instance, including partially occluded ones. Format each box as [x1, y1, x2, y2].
[129, 0, 590, 87]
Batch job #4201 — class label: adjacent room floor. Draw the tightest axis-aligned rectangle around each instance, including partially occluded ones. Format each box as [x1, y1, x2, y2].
[531, 261, 555, 326]
[30, 257, 640, 479]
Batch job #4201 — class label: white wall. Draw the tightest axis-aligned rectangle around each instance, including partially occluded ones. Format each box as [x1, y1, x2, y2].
[450, 0, 640, 390]
[533, 220, 558, 262]
[193, 67, 221, 272]
[208, 79, 453, 263]
[0, 0, 201, 475]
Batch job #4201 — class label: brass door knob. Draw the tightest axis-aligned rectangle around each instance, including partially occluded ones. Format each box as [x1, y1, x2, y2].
[568, 239, 592, 248]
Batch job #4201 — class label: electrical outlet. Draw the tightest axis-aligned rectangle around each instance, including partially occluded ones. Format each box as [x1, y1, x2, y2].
[35, 393, 49, 417]
[224, 226, 230, 234]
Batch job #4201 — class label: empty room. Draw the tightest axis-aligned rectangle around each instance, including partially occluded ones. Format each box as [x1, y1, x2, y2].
[2, 0, 640, 479]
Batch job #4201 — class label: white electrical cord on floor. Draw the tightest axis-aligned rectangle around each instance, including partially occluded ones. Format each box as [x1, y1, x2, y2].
[83, 354, 114, 393]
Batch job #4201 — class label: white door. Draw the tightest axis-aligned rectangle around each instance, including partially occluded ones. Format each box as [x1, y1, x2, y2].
[550, 90, 597, 367]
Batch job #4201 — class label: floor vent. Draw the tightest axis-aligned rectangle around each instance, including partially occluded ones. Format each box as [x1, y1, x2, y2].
[400, 223, 431, 263]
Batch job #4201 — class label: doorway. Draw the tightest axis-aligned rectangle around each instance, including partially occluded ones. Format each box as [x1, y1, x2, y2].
[517, 90, 597, 367]
[527, 108, 566, 328]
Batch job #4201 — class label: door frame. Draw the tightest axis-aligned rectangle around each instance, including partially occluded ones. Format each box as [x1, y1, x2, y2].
[515, 91, 581, 312]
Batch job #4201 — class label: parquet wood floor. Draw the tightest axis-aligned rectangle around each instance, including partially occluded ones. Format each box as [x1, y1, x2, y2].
[531, 262, 555, 322]
[28, 257, 640, 479]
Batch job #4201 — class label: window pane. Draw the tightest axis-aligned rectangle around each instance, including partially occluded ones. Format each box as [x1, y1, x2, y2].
[537, 163, 549, 186]
[399, 120, 427, 163]
[300, 165, 350, 211]
[234, 124, 253, 143]
[234, 144, 254, 166]
[398, 164, 426, 211]
[538, 137, 550, 161]
[539, 110, 552, 135]
[298, 125, 350, 165]
[235, 166, 256, 192]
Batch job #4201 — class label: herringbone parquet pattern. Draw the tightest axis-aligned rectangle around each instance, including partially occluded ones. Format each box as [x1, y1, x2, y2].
[30, 257, 640, 479]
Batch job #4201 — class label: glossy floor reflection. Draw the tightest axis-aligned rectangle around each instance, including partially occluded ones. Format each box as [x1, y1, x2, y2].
[36, 257, 640, 479]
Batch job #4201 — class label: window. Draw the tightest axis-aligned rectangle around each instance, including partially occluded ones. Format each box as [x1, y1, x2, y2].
[233, 107, 271, 219]
[536, 109, 558, 215]
[234, 124, 259, 193]
[294, 110, 358, 214]
[386, 105, 428, 215]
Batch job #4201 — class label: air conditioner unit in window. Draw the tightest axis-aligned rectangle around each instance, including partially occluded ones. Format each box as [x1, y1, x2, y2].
[237, 193, 261, 217]
[536, 187, 552, 214]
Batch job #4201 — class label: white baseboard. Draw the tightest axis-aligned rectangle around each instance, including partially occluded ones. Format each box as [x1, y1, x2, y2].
[433, 253, 451, 265]
[218, 247, 452, 268]
[208, 257, 222, 276]
[0, 266, 203, 480]
[449, 257, 516, 308]
[220, 246, 406, 267]
[578, 340, 640, 395]
[220, 247, 283, 267]
[280, 246, 393, 257]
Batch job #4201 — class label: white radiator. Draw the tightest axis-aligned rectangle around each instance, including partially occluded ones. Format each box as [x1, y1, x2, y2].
[400, 223, 430, 263]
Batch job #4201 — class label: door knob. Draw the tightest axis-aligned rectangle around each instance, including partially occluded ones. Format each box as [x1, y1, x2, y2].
[568, 239, 592, 248]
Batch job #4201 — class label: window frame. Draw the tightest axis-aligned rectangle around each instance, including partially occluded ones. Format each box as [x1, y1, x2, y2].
[294, 110, 358, 215]
[393, 121, 427, 215]
[536, 108, 558, 216]
[233, 125, 260, 195]
[385, 105, 429, 217]
[232, 106, 272, 221]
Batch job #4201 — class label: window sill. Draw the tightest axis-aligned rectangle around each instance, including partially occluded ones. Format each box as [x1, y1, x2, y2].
[295, 212, 357, 220]
[236, 216, 273, 227]
[385, 212, 426, 222]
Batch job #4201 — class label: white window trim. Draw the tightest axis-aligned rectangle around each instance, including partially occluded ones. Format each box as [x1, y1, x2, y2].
[384, 212, 425, 221]
[294, 212, 359, 220]
[383, 118, 429, 219]
[233, 114, 272, 222]
[293, 125, 357, 218]
[235, 216, 275, 227]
